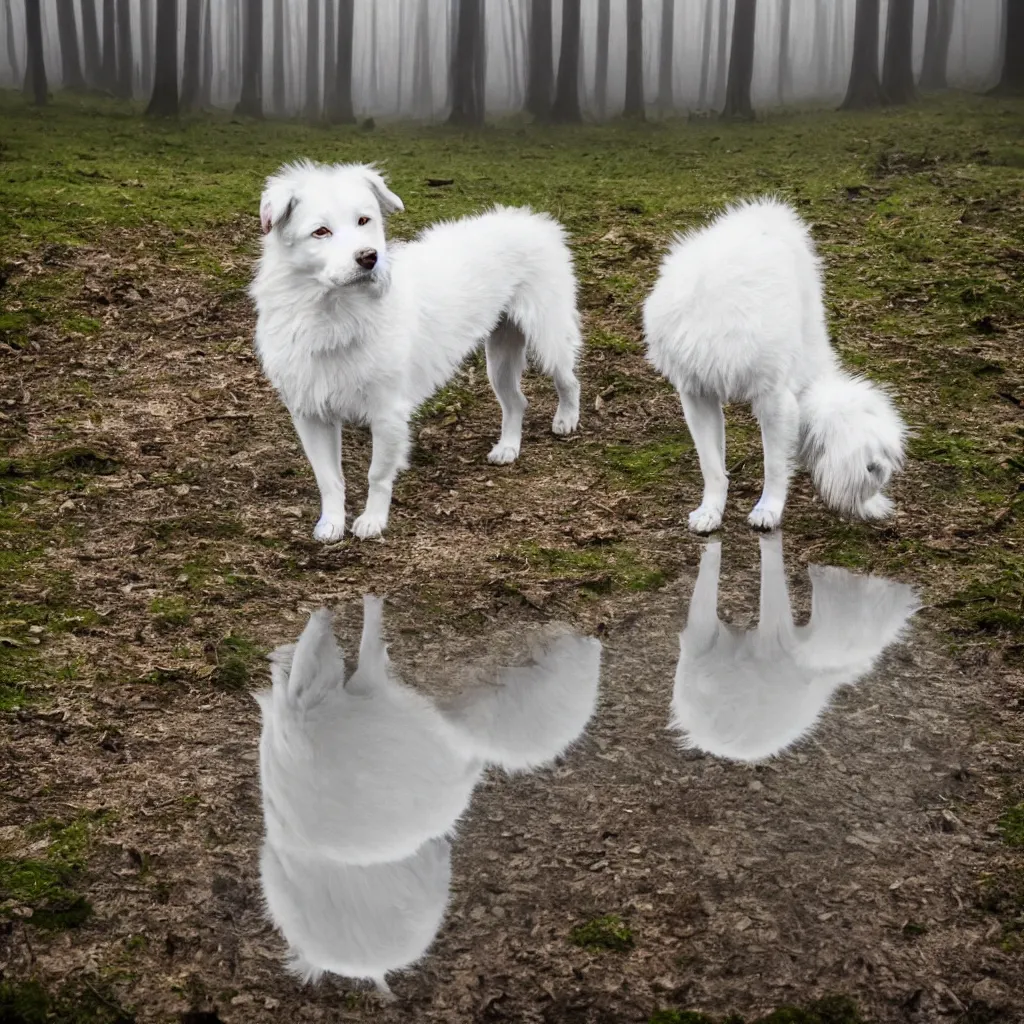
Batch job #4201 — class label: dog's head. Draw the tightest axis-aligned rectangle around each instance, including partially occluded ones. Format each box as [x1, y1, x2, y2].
[258, 161, 404, 291]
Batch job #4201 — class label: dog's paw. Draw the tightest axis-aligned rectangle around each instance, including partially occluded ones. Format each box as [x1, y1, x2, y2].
[747, 501, 783, 532]
[487, 442, 520, 465]
[551, 406, 580, 437]
[313, 515, 346, 543]
[688, 506, 723, 535]
[351, 511, 387, 540]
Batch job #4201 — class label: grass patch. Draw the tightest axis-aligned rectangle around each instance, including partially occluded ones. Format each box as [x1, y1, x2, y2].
[211, 632, 262, 689]
[649, 995, 863, 1024]
[997, 803, 1024, 846]
[0, 979, 134, 1024]
[148, 595, 193, 628]
[569, 914, 635, 952]
[604, 435, 692, 488]
[516, 542, 665, 593]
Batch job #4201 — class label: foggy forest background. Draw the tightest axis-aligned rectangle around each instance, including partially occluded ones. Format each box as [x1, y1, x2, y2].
[1, 0, 1020, 124]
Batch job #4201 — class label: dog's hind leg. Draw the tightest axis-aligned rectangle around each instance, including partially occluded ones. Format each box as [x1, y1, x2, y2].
[749, 388, 799, 532]
[485, 318, 529, 465]
[680, 392, 728, 534]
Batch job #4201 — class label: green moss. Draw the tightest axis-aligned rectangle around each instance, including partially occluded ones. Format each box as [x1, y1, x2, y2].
[0, 980, 134, 1024]
[516, 542, 665, 593]
[997, 803, 1024, 846]
[589, 328, 640, 354]
[603, 435, 693, 488]
[569, 914, 635, 952]
[649, 996, 863, 1024]
[212, 633, 262, 689]
[148, 595, 192, 627]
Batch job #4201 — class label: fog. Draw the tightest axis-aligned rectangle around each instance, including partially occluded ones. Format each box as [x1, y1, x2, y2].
[0, 0, 1008, 120]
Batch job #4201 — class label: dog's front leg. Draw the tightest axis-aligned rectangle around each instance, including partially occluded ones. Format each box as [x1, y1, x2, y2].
[351, 410, 411, 540]
[291, 414, 347, 542]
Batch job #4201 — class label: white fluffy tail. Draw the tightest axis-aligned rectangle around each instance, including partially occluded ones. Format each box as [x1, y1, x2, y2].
[798, 371, 907, 520]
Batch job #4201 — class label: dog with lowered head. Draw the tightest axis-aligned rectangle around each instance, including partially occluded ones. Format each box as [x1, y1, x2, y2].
[249, 161, 582, 541]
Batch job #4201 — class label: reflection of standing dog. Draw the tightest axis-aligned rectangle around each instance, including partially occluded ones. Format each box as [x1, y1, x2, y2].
[250, 161, 582, 541]
[644, 197, 907, 533]
[671, 534, 920, 762]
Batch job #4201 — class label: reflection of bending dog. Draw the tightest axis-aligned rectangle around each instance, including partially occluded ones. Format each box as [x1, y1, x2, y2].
[250, 161, 582, 541]
[671, 534, 920, 762]
[256, 597, 601, 996]
[644, 197, 907, 533]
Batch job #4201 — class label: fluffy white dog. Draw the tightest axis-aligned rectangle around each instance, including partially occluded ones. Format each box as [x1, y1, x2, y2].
[250, 161, 582, 541]
[644, 197, 907, 534]
[671, 535, 920, 762]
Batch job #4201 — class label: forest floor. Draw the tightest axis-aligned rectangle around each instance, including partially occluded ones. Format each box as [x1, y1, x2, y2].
[0, 92, 1022, 1024]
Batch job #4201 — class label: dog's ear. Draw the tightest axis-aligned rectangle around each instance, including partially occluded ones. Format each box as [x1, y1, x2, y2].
[361, 166, 404, 217]
[260, 180, 298, 235]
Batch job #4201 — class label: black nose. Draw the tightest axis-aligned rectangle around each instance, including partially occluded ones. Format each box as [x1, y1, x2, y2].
[355, 249, 378, 270]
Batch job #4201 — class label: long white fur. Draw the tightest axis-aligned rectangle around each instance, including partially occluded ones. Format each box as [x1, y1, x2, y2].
[670, 534, 920, 762]
[643, 196, 907, 533]
[256, 597, 601, 992]
[250, 160, 582, 542]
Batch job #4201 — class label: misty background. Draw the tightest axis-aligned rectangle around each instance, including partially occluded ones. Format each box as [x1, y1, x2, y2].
[0, 0, 1013, 123]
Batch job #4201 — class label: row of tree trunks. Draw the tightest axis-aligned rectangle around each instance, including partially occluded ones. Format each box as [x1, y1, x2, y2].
[449, 0, 486, 126]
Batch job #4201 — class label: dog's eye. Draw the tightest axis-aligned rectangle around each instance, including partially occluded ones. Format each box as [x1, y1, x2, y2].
[358, 216, 371, 226]
[312, 226, 332, 238]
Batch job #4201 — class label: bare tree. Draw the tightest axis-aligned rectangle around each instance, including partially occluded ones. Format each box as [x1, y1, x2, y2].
[23, 0, 47, 104]
[830, 0, 847, 93]
[236, 0, 263, 116]
[327, 0, 355, 122]
[139, 0, 154, 94]
[777, 0, 792, 105]
[552, 0, 582, 122]
[272, 0, 286, 115]
[412, 0, 434, 118]
[841, 0, 883, 108]
[698, 0, 715, 109]
[526, 0, 553, 119]
[722, 0, 756, 117]
[623, 0, 644, 118]
[56, 0, 86, 90]
[813, 0, 828, 92]
[595, 0, 610, 117]
[920, 0, 955, 90]
[115, 0, 132, 98]
[992, 0, 1024, 93]
[449, 0, 486, 126]
[304, 0, 320, 117]
[658, 0, 675, 113]
[200, 0, 213, 106]
[4, 0, 21, 85]
[81, 0, 103, 87]
[181, 0, 202, 108]
[714, 0, 730, 108]
[881, 0, 916, 104]
[145, 0, 178, 115]
[102, 0, 116, 91]
[323, 0, 336, 114]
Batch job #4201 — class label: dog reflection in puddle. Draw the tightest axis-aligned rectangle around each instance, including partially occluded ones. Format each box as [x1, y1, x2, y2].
[255, 596, 601, 999]
[671, 532, 920, 763]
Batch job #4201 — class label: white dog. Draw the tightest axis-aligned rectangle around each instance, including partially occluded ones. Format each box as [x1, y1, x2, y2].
[671, 535, 920, 761]
[249, 161, 582, 541]
[644, 197, 907, 534]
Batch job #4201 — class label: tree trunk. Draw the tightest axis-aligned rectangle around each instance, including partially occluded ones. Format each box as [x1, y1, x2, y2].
[56, 0, 86, 90]
[813, 0, 828, 92]
[623, 0, 644, 118]
[595, 0, 610, 117]
[81, 0, 102, 87]
[322, 0, 336, 114]
[449, 0, 486, 126]
[841, 0, 883, 108]
[23, 0, 47, 104]
[713, 0, 730, 108]
[101, 0, 117, 91]
[552, 0, 582, 121]
[412, 0, 434, 118]
[368, 0, 378, 107]
[992, 0, 1024, 93]
[882, 0, 915, 104]
[328, 0, 355, 122]
[698, 0, 715, 108]
[722, 0, 756, 117]
[236, 0, 263, 116]
[920, 0, 955, 90]
[776, 0, 791, 105]
[145, 0, 178, 115]
[115, 0, 132, 98]
[181, 0, 201, 108]
[139, 0, 154, 94]
[200, 0, 213, 106]
[272, 0, 286, 115]
[658, 0, 675, 113]
[4, 0, 20, 85]
[830, 0, 846, 93]
[304, 0, 320, 116]
[526, 0, 553, 119]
